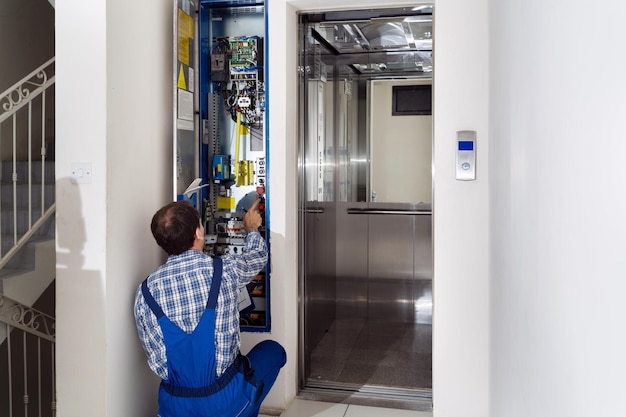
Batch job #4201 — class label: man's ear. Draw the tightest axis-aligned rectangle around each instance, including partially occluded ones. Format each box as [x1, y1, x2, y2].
[195, 225, 204, 241]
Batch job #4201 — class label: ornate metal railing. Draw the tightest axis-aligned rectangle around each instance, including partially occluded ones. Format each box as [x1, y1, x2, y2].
[0, 294, 56, 417]
[0, 57, 55, 270]
[0, 295, 55, 342]
[0, 58, 56, 417]
[0, 58, 55, 122]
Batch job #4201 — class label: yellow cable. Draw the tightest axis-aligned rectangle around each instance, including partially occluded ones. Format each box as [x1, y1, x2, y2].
[235, 111, 241, 179]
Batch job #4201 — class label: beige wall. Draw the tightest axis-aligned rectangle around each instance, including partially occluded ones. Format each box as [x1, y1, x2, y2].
[370, 79, 432, 203]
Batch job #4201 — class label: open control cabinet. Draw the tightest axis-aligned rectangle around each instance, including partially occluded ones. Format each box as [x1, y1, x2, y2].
[174, 0, 270, 331]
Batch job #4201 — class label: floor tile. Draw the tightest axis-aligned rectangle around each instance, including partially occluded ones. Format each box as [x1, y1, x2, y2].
[344, 347, 399, 367]
[345, 404, 433, 417]
[280, 398, 349, 417]
[308, 318, 432, 391]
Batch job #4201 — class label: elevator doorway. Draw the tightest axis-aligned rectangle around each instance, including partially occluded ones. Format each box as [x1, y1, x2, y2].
[297, 6, 434, 411]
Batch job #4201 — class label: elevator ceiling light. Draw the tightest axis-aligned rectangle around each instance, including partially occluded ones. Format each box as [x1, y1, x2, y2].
[309, 10, 433, 77]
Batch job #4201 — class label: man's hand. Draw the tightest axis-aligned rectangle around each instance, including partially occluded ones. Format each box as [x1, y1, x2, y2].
[243, 199, 262, 231]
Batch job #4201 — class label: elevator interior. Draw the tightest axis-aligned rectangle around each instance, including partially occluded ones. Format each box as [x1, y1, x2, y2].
[297, 6, 434, 410]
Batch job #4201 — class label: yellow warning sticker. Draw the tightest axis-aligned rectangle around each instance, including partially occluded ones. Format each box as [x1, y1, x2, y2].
[178, 64, 187, 90]
[178, 9, 193, 66]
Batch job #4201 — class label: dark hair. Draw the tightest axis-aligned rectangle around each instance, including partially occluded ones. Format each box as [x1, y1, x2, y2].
[151, 201, 201, 255]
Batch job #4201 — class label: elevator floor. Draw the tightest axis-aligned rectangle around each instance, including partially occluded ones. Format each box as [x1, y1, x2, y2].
[308, 318, 432, 390]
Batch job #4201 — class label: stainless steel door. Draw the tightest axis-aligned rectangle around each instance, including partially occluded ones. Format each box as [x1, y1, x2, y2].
[298, 19, 338, 385]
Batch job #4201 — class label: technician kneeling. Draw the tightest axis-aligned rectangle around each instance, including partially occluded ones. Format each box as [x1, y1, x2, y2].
[134, 199, 286, 417]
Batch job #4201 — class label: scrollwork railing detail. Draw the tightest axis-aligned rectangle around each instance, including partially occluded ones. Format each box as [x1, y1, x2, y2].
[1, 72, 47, 112]
[0, 57, 54, 121]
[0, 295, 55, 342]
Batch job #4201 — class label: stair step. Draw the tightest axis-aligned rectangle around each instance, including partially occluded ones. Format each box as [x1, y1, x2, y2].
[0, 236, 53, 269]
[0, 161, 55, 300]
[0, 239, 55, 307]
[0, 266, 33, 279]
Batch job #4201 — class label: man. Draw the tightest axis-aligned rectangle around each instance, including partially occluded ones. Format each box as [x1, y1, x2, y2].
[134, 199, 286, 417]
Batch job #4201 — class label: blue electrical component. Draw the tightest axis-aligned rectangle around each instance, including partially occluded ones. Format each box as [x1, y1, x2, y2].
[212, 155, 231, 181]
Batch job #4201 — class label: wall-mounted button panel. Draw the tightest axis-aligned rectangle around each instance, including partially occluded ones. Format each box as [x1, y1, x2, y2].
[456, 130, 476, 181]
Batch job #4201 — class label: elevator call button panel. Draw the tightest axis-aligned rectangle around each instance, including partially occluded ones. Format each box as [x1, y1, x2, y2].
[456, 130, 476, 181]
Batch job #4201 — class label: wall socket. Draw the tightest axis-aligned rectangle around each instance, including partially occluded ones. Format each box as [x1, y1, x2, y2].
[71, 162, 92, 184]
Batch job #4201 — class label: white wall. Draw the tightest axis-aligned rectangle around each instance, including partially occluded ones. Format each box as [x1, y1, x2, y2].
[56, 0, 170, 416]
[489, 1, 626, 416]
[105, 0, 175, 415]
[238, 0, 300, 412]
[56, 0, 491, 416]
[430, 0, 490, 415]
[56, 0, 108, 413]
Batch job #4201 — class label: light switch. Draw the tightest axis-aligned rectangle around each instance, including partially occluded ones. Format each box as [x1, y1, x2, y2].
[71, 162, 92, 184]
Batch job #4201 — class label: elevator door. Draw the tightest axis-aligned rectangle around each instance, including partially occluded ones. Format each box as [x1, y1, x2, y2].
[298, 7, 434, 409]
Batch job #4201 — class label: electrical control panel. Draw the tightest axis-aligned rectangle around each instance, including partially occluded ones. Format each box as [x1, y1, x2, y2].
[174, 0, 270, 331]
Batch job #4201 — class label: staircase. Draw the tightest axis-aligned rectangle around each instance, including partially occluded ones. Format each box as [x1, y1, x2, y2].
[0, 57, 56, 416]
[0, 162, 56, 415]
[0, 160, 55, 301]
[0, 57, 56, 301]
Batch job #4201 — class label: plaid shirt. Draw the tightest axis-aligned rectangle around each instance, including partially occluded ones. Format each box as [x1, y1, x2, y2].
[134, 230, 268, 380]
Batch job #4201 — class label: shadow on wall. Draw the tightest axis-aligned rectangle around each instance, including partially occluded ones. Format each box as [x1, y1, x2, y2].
[56, 177, 87, 270]
[55, 177, 107, 415]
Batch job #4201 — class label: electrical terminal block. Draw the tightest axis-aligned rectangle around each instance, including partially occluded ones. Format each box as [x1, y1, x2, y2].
[237, 96, 251, 108]
[236, 160, 255, 187]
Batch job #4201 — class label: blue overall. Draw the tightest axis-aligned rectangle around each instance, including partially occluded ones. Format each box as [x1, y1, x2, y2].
[141, 257, 282, 417]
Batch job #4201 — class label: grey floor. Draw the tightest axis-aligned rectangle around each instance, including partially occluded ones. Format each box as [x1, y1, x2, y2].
[308, 318, 432, 389]
[261, 398, 433, 417]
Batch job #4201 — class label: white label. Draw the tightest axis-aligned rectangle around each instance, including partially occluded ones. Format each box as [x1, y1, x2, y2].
[255, 157, 266, 187]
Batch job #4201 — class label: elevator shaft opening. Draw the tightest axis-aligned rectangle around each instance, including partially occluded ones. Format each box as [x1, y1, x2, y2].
[297, 6, 434, 411]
